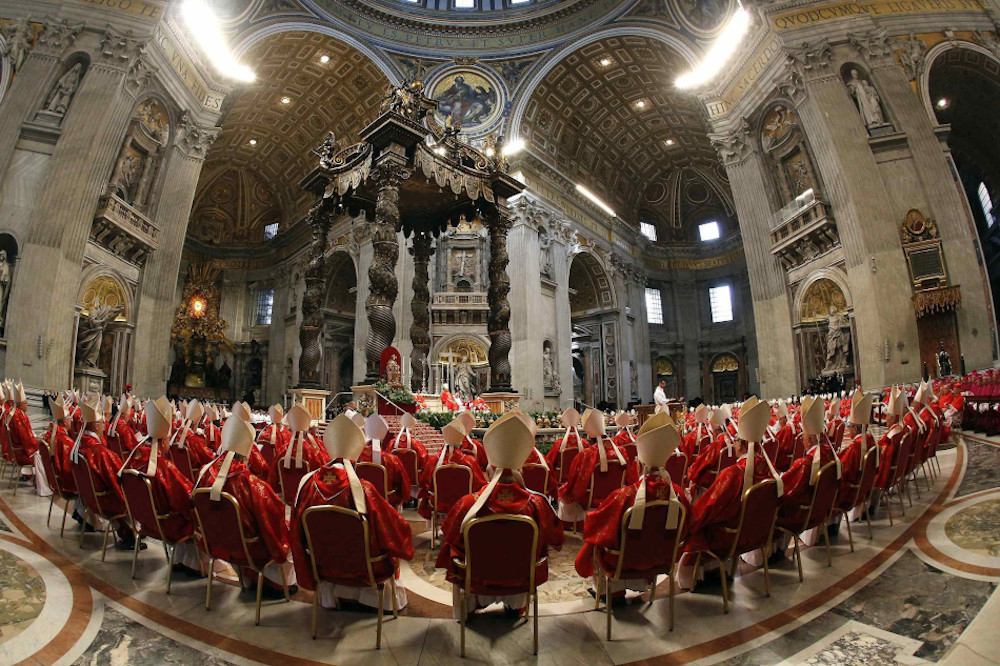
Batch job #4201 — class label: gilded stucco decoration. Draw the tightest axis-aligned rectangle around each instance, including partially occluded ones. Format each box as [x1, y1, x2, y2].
[569, 252, 615, 313]
[711, 353, 740, 373]
[438, 337, 489, 366]
[800, 278, 849, 323]
[656, 357, 675, 375]
[80, 275, 128, 321]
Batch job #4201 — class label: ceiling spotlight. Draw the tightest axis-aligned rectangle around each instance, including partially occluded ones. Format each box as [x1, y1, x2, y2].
[182, 0, 256, 82]
[249, 138, 258, 146]
[664, 138, 675, 146]
[676, 6, 751, 89]
[635, 100, 646, 109]
[502, 138, 525, 156]
[599, 57, 612, 67]
[280, 96, 291, 105]
[936, 98, 949, 109]
[320, 54, 330, 64]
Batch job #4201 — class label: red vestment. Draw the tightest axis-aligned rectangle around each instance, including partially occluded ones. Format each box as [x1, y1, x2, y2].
[685, 453, 772, 552]
[680, 425, 712, 459]
[612, 428, 637, 461]
[778, 437, 838, 522]
[290, 464, 413, 591]
[42, 424, 77, 493]
[74, 431, 127, 516]
[385, 430, 429, 462]
[460, 436, 488, 469]
[558, 439, 639, 508]
[837, 433, 875, 506]
[201, 421, 222, 451]
[575, 474, 691, 578]
[122, 445, 196, 542]
[874, 425, 904, 488]
[545, 430, 586, 471]
[358, 444, 411, 507]
[5, 407, 37, 463]
[417, 448, 488, 519]
[435, 480, 564, 590]
[194, 457, 290, 566]
[106, 416, 139, 456]
[266, 433, 330, 491]
[256, 424, 291, 465]
[686, 431, 736, 489]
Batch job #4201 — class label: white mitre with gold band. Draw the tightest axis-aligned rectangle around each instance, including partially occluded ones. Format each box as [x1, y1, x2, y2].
[135, 396, 172, 477]
[461, 414, 535, 530]
[584, 408, 625, 472]
[628, 421, 682, 530]
[737, 398, 783, 497]
[207, 415, 256, 501]
[309, 413, 368, 514]
[282, 403, 313, 469]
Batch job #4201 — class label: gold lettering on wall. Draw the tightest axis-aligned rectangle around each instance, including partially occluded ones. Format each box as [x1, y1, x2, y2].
[72, 0, 165, 20]
[770, 0, 987, 30]
[707, 33, 782, 119]
[153, 27, 224, 111]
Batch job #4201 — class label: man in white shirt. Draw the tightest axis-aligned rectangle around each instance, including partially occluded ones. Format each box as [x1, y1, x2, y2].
[653, 380, 669, 407]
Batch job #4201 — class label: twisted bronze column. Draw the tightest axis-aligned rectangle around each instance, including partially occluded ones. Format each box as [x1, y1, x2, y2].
[483, 201, 513, 391]
[298, 201, 334, 388]
[364, 164, 403, 382]
[409, 231, 433, 392]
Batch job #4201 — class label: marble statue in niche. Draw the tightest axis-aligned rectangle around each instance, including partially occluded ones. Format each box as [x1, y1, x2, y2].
[539, 227, 553, 278]
[784, 152, 813, 197]
[543, 340, 560, 394]
[43, 64, 82, 116]
[822, 306, 852, 374]
[1, 16, 32, 73]
[76, 296, 122, 368]
[455, 361, 475, 399]
[0, 250, 10, 332]
[845, 69, 887, 130]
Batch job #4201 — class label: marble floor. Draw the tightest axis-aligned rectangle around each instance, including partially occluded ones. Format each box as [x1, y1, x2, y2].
[3, 434, 1000, 665]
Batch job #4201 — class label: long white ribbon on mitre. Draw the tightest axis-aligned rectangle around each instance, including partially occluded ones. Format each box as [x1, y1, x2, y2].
[532, 447, 549, 471]
[171, 421, 192, 450]
[145, 436, 161, 477]
[461, 463, 507, 530]
[393, 427, 412, 450]
[371, 436, 382, 465]
[627, 467, 680, 531]
[907, 406, 927, 433]
[344, 459, 368, 515]
[69, 425, 87, 463]
[209, 451, 236, 501]
[920, 403, 940, 425]
[596, 435, 626, 473]
[809, 432, 843, 485]
[282, 431, 307, 469]
[743, 439, 784, 497]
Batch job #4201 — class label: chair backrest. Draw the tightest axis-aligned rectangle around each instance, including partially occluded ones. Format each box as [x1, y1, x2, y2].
[804, 461, 840, 529]
[850, 446, 880, 510]
[71, 454, 106, 516]
[302, 505, 376, 587]
[717, 447, 738, 474]
[120, 469, 167, 540]
[168, 446, 195, 482]
[37, 437, 62, 498]
[729, 478, 780, 557]
[355, 462, 389, 498]
[615, 500, 687, 579]
[259, 441, 277, 469]
[433, 464, 474, 512]
[105, 430, 127, 460]
[463, 514, 539, 595]
[278, 461, 313, 506]
[833, 422, 846, 448]
[392, 447, 421, 489]
[762, 439, 779, 466]
[521, 463, 549, 496]
[191, 488, 265, 569]
[619, 442, 638, 463]
[587, 459, 628, 508]
[888, 429, 913, 488]
[557, 444, 582, 484]
[665, 452, 687, 486]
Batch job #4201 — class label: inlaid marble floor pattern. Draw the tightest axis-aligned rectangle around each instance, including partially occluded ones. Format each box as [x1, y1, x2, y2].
[3, 435, 1000, 665]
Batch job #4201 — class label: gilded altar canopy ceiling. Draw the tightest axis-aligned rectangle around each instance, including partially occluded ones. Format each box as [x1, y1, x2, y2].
[519, 35, 722, 223]
[191, 31, 389, 243]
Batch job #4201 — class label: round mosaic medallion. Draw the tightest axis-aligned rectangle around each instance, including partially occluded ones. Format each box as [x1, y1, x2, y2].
[0, 549, 46, 646]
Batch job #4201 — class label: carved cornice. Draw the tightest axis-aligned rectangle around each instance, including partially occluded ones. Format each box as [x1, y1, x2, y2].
[125, 45, 157, 95]
[848, 27, 896, 69]
[35, 16, 84, 57]
[785, 37, 834, 80]
[709, 118, 754, 167]
[96, 24, 143, 71]
[176, 111, 218, 160]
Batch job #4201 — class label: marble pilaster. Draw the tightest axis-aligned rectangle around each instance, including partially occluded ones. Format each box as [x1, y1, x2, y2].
[507, 215, 543, 409]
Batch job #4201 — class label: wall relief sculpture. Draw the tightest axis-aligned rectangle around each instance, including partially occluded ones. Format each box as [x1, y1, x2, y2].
[842, 66, 892, 134]
[1, 16, 33, 73]
[43, 63, 82, 116]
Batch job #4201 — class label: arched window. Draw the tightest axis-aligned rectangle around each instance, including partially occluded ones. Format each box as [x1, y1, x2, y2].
[978, 182, 995, 228]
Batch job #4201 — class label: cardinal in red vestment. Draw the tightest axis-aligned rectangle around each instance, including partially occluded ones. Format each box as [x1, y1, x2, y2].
[836, 391, 876, 507]
[3, 381, 38, 465]
[43, 395, 78, 494]
[385, 412, 428, 494]
[441, 383, 460, 411]
[611, 411, 638, 461]
[777, 395, 841, 527]
[228, 401, 271, 480]
[545, 407, 587, 484]
[417, 420, 488, 520]
[455, 411, 488, 469]
[357, 414, 411, 509]
[290, 414, 413, 610]
[576, 412, 691, 597]
[558, 410, 637, 523]
[436, 413, 564, 618]
[194, 413, 296, 596]
[686, 406, 737, 489]
[257, 404, 290, 467]
[266, 403, 330, 500]
[106, 395, 140, 457]
[680, 405, 713, 459]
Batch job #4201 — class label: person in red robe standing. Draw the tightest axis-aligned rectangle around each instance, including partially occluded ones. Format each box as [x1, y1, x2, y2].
[70, 396, 139, 549]
[417, 420, 488, 520]
[575, 412, 691, 598]
[106, 395, 139, 456]
[194, 412, 296, 597]
[558, 410, 636, 524]
[290, 414, 413, 610]
[455, 411, 488, 469]
[681, 398, 783, 585]
[436, 412, 564, 618]
[359, 414, 410, 509]
[120, 396, 203, 574]
[266, 403, 329, 496]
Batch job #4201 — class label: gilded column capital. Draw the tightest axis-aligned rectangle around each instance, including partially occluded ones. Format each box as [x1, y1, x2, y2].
[709, 118, 753, 167]
[848, 27, 896, 69]
[175, 111, 219, 160]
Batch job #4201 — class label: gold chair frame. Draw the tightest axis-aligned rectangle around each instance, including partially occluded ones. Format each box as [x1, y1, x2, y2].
[595, 500, 688, 639]
[72, 457, 127, 561]
[452, 513, 543, 657]
[356, 461, 391, 500]
[520, 463, 550, 497]
[38, 437, 77, 538]
[191, 488, 290, 626]
[775, 461, 839, 581]
[832, 446, 879, 550]
[301, 504, 399, 647]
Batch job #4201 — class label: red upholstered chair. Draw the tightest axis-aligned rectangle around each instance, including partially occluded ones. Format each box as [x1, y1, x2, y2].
[665, 452, 688, 487]
[431, 464, 474, 549]
[619, 442, 638, 464]
[832, 422, 846, 449]
[586, 459, 629, 509]
[593, 500, 688, 638]
[259, 441, 277, 470]
[356, 462, 389, 499]
[301, 505, 399, 646]
[120, 469, 196, 591]
[521, 463, 550, 496]
[556, 445, 582, 486]
[762, 439, 779, 467]
[776, 461, 840, 580]
[278, 461, 315, 506]
[392, 447, 422, 496]
[37, 438, 78, 537]
[191, 488, 290, 625]
[834, 446, 880, 549]
[168, 446, 196, 483]
[71, 457, 127, 560]
[452, 514, 544, 657]
[876, 428, 913, 526]
[6, 437, 33, 495]
[688, 478, 781, 614]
